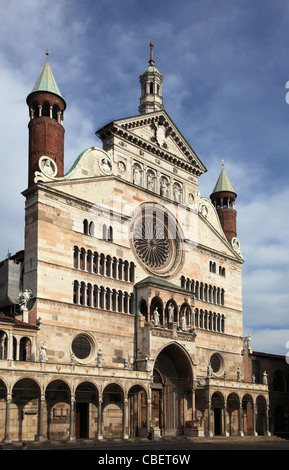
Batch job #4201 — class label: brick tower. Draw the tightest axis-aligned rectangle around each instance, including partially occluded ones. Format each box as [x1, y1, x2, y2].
[210, 162, 237, 243]
[26, 50, 66, 187]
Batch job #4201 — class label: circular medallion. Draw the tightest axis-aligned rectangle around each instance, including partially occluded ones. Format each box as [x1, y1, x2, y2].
[131, 204, 183, 276]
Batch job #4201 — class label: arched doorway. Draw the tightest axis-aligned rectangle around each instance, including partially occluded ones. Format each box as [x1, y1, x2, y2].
[256, 395, 267, 435]
[128, 385, 147, 437]
[12, 378, 41, 441]
[75, 382, 98, 439]
[211, 392, 224, 436]
[152, 342, 194, 436]
[242, 394, 254, 435]
[46, 380, 71, 440]
[227, 393, 240, 435]
[102, 383, 124, 438]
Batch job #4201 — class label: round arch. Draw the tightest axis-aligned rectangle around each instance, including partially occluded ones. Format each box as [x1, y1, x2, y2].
[152, 342, 194, 436]
[226, 392, 240, 436]
[128, 384, 148, 438]
[75, 381, 99, 439]
[45, 380, 71, 440]
[102, 383, 124, 438]
[242, 393, 254, 436]
[11, 378, 41, 442]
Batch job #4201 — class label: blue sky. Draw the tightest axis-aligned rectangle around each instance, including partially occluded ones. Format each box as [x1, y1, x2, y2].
[0, 0, 289, 356]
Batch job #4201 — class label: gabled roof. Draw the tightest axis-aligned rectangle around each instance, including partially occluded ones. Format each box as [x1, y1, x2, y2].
[31, 60, 62, 97]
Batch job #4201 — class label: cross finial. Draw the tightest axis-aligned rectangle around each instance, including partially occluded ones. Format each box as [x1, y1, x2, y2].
[222, 158, 224, 167]
[46, 46, 49, 59]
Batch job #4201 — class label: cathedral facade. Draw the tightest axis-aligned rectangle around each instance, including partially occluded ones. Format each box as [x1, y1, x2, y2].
[0, 45, 270, 443]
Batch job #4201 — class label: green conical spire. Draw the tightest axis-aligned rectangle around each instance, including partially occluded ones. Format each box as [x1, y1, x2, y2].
[211, 164, 235, 195]
[31, 49, 62, 97]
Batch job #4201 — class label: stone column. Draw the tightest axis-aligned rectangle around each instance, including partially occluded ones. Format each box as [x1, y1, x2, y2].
[223, 399, 229, 436]
[69, 395, 76, 440]
[4, 393, 12, 443]
[238, 402, 244, 436]
[7, 330, 13, 361]
[97, 396, 103, 440]
[265, 404, 271, 436]
[251, 402, 258, 436]
[35, 394, 46, 441]
[123, 397, 129, 439]
[207, 397, 213, 437]
[146, 397, 151, 435]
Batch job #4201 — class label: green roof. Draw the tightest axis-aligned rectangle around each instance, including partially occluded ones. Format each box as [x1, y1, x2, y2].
[31, 60, 62, 97]
[211, 167, 235, 195]
[135, 276, 187, 292]
[142, 64, 163, 76]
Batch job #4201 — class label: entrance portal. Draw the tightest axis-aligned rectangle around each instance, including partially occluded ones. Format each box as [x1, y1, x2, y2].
[76, 403, 89, 439]
[214, 408, 222, 435]
[152, 343, 194, 436]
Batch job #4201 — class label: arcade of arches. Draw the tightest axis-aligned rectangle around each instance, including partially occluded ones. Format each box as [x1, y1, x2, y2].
[0, 342, 270, 442]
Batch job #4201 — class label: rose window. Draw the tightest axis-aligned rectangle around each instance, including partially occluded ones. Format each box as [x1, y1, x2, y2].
[132, 205, 183, 276]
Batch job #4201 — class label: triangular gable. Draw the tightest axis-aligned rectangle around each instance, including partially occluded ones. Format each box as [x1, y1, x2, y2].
[96, 110, 207, 177]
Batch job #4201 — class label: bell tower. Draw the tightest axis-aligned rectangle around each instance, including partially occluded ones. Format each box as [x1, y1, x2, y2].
[210, 162, 237, 243]
[139, 41, 164, 114]
[26, 50, 66, 187]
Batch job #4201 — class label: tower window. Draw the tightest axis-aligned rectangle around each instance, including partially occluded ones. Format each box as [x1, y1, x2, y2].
[42, 102, 50, 117]
[149, 82, 154, 94]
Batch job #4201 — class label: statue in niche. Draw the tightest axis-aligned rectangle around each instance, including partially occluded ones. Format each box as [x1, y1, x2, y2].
[168, 303, 175, 323]
[153, 307, 160, 326]
[180, 307, 187, 330]
[133, 166, 141, 185]
[42, 158, 56, 176]
[180, 313, 186, 331]
[173, 183, 181, 203]
[160, 178, 168, 197]
[147, 172, 154, 191]
[100, 157, 112, 174]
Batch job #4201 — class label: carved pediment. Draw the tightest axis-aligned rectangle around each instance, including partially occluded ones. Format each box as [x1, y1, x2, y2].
[96, 111, 207, 177]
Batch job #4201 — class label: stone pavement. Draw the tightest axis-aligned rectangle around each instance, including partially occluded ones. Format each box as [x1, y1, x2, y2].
[3, 435, 289, 451]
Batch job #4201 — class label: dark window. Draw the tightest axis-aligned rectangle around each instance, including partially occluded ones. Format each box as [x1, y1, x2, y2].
[72, 335, 91, 359]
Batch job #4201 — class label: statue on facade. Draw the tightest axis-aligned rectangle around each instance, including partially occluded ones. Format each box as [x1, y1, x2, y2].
[39, 342, 47, 362]
[19, 289, 32, 312]
[133, 166, 141, 185]
[153, 307, 160, 326]
[207, 363, 213, 378]
[97, 349, 104, 368]
[168, 303, 175, 324]
[70, 353, 76, 365]
[262, 371, 268, 385]
[160, 178, 168, 197]
[147, 173, 154, 191]
[180, 313, 186, 331]
[145, 355, 151, 372]
[237, 367, 242, 382]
